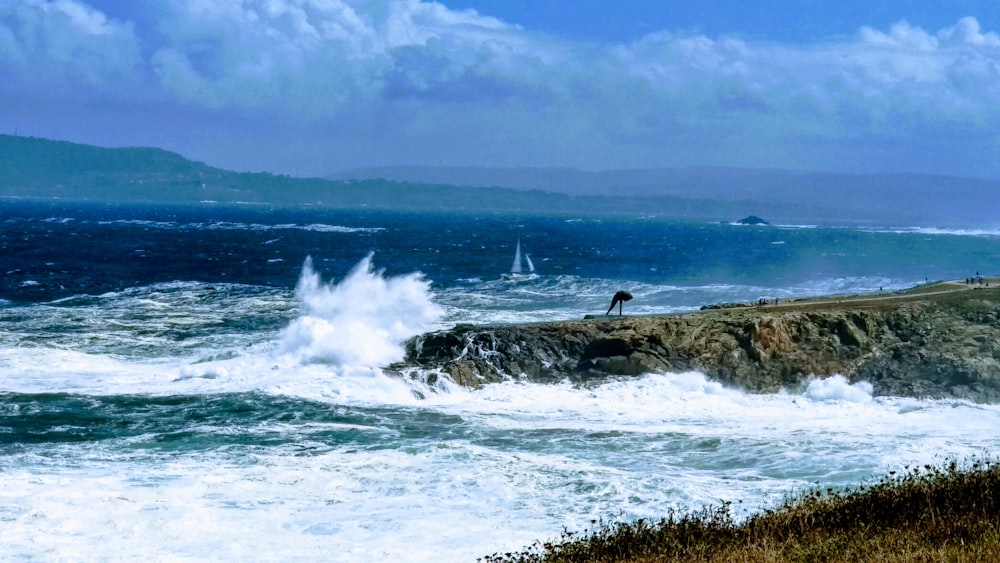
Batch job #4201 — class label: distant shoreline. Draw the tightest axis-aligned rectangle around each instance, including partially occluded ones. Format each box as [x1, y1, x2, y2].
[4, 134, 1000, 224]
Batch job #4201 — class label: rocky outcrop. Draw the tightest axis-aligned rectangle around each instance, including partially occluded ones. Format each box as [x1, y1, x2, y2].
[398, 287, 1000, 402]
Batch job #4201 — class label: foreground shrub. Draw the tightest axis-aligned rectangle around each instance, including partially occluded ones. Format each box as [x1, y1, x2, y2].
[481, 457, 1000, 562]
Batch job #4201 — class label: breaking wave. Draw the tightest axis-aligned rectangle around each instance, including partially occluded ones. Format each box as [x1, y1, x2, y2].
[279, 253, 444, 367]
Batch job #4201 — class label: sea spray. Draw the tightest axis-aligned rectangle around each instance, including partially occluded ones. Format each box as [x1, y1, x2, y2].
[169, 254, 447, 402]
[279, 253, 444, 367]
[804, 374, 874, 403]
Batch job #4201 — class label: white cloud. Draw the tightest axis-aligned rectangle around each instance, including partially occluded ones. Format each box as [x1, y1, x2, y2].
[133, 0, 547, 120]
[612, 17, 1000, 138]
[0, 0, 142, 96]
[858, 20, 938, 50]
[937, 16, 1000, 48]
[3, 0, 1000, 176]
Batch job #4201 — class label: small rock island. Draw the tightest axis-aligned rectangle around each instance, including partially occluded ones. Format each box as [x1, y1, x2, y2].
[735, 215, 770, 225]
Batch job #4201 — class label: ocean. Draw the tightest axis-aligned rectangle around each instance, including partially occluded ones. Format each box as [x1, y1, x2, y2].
[2, 200, 1000, 561]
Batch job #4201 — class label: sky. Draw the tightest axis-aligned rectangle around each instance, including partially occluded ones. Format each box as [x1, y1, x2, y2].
[2, 1, 1000, 178]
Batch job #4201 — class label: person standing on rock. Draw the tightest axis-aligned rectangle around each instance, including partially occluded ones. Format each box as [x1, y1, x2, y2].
[606, 291, 633, 315]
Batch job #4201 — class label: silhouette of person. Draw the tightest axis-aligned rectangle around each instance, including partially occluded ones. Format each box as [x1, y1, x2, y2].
[606, 290, 633, 315]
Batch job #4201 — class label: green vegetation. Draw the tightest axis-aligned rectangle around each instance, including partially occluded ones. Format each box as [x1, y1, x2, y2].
[481, 457, 1000, 562]
[0, 134, 712, 215]
[5, 134, 1000, 223]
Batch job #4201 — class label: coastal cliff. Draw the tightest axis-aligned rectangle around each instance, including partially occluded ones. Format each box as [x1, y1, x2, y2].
[399, 284, 1000, 402]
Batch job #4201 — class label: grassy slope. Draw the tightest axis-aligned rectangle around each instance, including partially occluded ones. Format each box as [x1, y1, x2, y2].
[713, 277, 999, 314]
[482, 458, 1000, 562]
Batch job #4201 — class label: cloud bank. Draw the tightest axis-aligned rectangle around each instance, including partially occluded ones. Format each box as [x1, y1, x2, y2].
[2, 0, 999, 177]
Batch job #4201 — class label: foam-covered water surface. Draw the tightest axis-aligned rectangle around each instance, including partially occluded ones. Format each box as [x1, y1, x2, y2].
[3, 202, 1000, 561]
[4, 373, 1000, 561]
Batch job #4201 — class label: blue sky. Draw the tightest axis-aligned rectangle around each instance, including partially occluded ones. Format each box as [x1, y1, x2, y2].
[443, 1, 1000, 43]
[2, 1, 1000, 178]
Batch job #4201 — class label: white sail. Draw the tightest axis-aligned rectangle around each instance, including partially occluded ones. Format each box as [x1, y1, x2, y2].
[525, 253, 535, 273]
[511, 238, 522, 274]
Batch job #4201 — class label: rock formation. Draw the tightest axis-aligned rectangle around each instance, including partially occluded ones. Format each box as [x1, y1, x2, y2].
[735, 215, 769, 225]
[397, 286, 1000, 402]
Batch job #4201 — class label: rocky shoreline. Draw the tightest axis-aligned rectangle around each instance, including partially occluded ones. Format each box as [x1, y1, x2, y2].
[397, 282, 1000, 402]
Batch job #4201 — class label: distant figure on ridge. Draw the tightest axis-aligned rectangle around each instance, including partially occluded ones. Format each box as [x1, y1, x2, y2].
[606, 290, 633, 316]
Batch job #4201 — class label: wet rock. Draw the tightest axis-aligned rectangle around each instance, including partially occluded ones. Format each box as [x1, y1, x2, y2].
[400, 288, 1000, 402]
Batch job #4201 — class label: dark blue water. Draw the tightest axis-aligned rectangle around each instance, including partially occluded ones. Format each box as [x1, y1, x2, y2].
[2, 201, 996, 304]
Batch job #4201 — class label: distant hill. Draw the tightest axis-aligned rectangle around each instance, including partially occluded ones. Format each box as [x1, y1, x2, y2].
[0, 135, 580, 212]
[330, 165, 1000, 226]
[0, 135, 209, 183]
[2, 135, 999, 225]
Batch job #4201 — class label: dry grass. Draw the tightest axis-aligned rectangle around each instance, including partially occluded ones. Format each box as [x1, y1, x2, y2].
[742, 278, 1000, 314]
[480, 457, 1000, 563]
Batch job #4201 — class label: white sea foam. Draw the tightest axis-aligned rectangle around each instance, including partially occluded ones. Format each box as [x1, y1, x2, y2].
[201, 221, 384, 233]
[857, 226, 1000, 238]
[765, 223, 1000, 237]
[83, 217, 384, 233]
[774, 223, 819, 229]
[0, 347, 178, 394]
[4, 371, 1000, 562]
[0, 256, 444, 401]
[803, 374, 873, 403]
[278, 253, 443, 367]
[160, 254, 446, 402]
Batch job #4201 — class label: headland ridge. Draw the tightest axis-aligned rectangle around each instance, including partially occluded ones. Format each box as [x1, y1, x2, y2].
[399, 279, 1000, 402]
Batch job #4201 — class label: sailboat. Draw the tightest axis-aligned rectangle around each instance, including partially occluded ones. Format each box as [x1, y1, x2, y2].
[502, 236, 537, 280]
